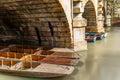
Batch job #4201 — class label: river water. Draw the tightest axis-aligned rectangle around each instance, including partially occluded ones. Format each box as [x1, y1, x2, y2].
[1, 27, 120, 80]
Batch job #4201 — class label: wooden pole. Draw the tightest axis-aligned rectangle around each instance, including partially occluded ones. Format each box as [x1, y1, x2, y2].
[2, 59, 4, 67]
[7, 52, 9, 58]
[11, 60, 14, 67]
[30, 55, 32, 69]
[14, 53, 16, 59]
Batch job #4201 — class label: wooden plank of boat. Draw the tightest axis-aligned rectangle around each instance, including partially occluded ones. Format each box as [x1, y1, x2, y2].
[49, 48, 81, 58]
[34, 50, 80, 66]
[34, 49, 81, 59]
[0, 68, 68, 78]
[51, 52, 80, 59]
[33, 63, 74, 75]
[40, 56, 79, 66]
[50, 48, 75, 52]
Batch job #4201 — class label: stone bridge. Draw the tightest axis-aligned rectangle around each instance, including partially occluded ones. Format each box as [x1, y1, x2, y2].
[0, 0, 111, 51]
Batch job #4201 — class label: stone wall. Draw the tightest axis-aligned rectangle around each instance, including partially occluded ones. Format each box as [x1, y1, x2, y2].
[0, 0, 72, 48]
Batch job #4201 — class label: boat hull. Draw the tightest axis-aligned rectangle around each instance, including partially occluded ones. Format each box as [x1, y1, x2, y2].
[0, 68, 66, 78]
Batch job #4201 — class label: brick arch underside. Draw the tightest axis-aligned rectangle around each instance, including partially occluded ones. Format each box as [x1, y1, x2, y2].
[83, 1, 97, 32]
[0, 0, 71, 48]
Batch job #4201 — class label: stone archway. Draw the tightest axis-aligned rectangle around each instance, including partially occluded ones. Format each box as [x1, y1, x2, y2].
[0, 0, 72, 48]
[83, 1, 97, 32]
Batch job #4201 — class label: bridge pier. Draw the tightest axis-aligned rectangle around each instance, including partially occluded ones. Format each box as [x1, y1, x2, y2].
[105, 15, 112, 31]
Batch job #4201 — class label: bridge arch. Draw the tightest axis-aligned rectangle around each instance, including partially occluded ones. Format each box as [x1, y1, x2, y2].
[83, 1, 97, 32]
[0, 0, 72, 48]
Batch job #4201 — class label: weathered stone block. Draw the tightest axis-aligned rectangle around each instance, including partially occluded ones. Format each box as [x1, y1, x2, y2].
[40, 31, 52, 37]
[54, 41, 66, 47]
[73, 41, 87, 51]
[54, 37, 65, 42]
[73, 27, 85, 42]
[73, 18, 87, 27]
[73, 7, 81, 13]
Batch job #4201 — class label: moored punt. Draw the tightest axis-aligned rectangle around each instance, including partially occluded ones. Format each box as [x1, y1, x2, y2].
[85, 35, 97, 42]
[34, 51, 80, 66]
[0, 61, 74, 78]
[40, 57, 79, 66]
[85, 32, 105, 40]
[0, 43, 80, 78]
[0, 52, 75, 78]
[35, 51, 80, 59]
[96, 33, 104, 40]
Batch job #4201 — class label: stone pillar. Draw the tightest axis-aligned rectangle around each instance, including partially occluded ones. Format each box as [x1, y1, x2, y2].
[97, 14, 105, 32]
[97, 0, 105, 32]
[73, 18, 87, 51]
[72, 0, 87, 51]
[105, 15, 112, 31]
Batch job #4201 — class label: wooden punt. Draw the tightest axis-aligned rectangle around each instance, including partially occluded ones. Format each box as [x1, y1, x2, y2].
[0, 52, 75, 78]
[85, 32, 105, 40]
[35, 51, 80, 59]
[34, 50, 80, 66]
[96, 33, 104, 40]
[85, 35, 97, 42]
